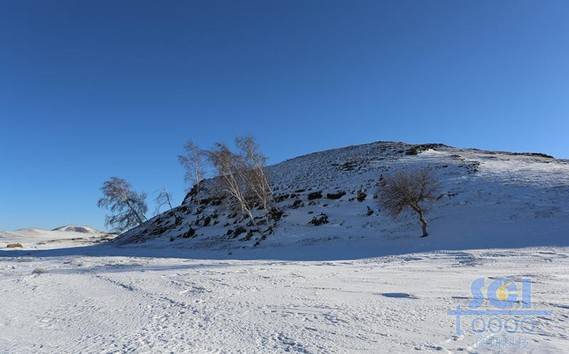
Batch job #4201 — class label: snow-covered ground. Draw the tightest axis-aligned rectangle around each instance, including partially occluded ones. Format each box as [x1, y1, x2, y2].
[2, 142, 569, 353]
[1, 242, 568, 353]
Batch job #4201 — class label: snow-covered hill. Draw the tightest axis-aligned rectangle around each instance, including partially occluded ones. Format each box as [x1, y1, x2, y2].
[51, 225, 101, 234]
[116, 141, 569, 259]
[0, 225, 113, 249]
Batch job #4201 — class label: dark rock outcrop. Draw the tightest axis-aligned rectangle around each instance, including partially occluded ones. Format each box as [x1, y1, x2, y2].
[307, 191, 323, 200]
[309, 213, 329, 226]
[326, 191, 346, 200]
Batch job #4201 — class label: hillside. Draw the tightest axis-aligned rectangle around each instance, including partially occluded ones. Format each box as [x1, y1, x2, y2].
[115, 141, 569, 259]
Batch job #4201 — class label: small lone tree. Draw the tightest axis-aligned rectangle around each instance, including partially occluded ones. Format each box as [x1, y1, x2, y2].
[378, 168, 440, 237]
[154, 188, 183, 224]
[97, 177, 148, 232]
[178, 140, 207, 193]
[154, 188, 174, 214]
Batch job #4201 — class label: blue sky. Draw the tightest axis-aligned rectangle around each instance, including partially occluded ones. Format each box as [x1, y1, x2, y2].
[1, 0, 568, 231]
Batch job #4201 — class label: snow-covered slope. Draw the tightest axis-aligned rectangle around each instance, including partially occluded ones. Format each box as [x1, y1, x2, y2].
[116, 141, 569, 259]
[0, 225, 113, 249]
[51, 225, 101, 234]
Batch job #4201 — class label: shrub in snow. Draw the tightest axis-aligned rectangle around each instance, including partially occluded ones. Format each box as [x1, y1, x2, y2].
[309, 213, 329, 226]
[6, 243, 23, 249]
[356, 191, 367, 202]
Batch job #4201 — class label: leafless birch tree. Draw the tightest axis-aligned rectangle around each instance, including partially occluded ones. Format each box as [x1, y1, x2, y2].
[236, 136, 273, 211]
[208, 143, 256, 223]
[97, 177, 148, 232]
[178, 141, 207, 193]
[154, 188, 174, 214]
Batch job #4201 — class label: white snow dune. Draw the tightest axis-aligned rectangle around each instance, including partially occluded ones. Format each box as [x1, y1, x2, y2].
[1, 141, 569, 353]
[0, 225, 112, 250]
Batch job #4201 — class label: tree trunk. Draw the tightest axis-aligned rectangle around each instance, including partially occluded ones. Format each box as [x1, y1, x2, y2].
[418, 212, 428, 237]
[410, 204, 428, 237]
[245, 206, 256, 226]
[126, 200, 146, 225]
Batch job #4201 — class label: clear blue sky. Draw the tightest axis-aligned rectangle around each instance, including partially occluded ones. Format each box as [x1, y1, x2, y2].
[1, 0, 568, 231]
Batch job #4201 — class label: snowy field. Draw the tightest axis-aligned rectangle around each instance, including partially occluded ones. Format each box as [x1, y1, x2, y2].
[1, 241, 569, 353]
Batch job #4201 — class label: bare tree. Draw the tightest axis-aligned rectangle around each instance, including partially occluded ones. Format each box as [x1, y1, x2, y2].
[154, 188, 174, 215]
[207, 143, 256, 223]
[236, 136, 273, 211]
[178, 141, 207, 192]
[378, 168, 440, 237]
[97, 177, 147, 232]
[154, 188, 184, 224]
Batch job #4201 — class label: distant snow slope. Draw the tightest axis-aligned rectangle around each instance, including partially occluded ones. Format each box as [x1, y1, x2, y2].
[51, 225, 100, 234]
[116, 141, 569, 259]
[0, 225, 112, 249]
